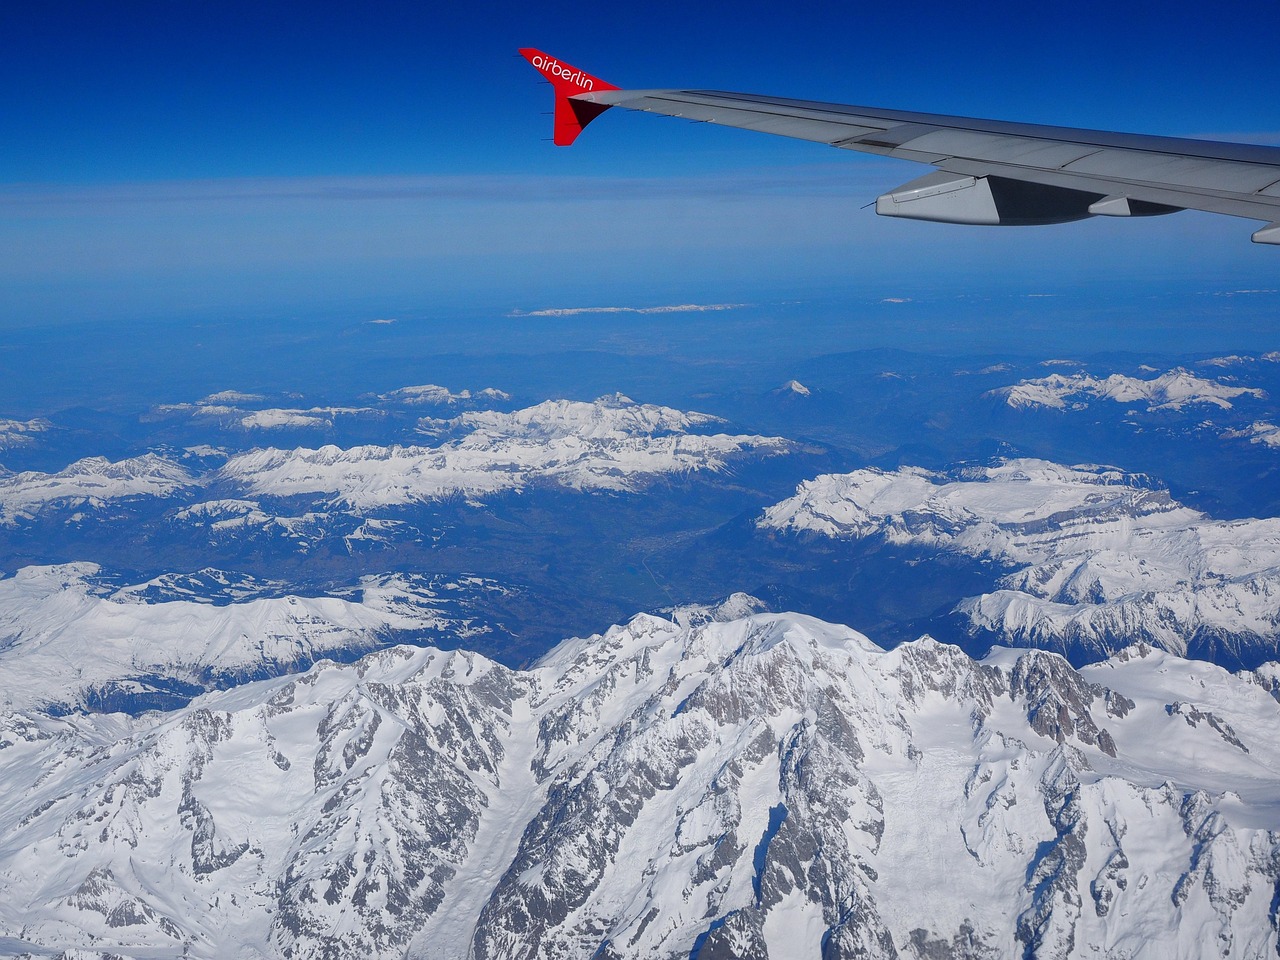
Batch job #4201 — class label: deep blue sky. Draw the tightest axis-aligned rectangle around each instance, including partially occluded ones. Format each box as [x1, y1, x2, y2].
[5, 0, 1279, 181]
[2, 0, 1278, 331]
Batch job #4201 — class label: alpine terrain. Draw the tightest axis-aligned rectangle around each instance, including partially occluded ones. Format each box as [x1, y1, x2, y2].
[3, 600, 1279, 959]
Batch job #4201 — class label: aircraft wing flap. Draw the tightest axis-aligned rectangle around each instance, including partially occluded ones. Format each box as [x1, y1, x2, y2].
[1059, 150, 1280, 194]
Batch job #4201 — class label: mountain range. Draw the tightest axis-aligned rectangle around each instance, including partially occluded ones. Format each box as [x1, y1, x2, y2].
[759, 459, 1280, 666]
[3, 601, 1278, 958]
[3, 347, 1280, 959]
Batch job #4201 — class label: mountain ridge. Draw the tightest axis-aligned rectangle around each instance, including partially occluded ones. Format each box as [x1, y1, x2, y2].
[3, 600, 1279, 958]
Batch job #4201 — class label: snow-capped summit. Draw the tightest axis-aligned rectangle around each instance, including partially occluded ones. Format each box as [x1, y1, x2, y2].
[2, 604, 1279, 958]
[380, 384, 510, 405]
[0, 453, 195, 525]
[220, 396, 791, 507]
[201, 390, 266, 404]
[1225, 420, 1280, 448]
[0, 563, 514, 713]
[436, 394, 724, 440]
[760, 458, 1280, 662]
[991, 367, 1266, 411]
[774, 379, 811, 397]
[0, 416, 51, 450]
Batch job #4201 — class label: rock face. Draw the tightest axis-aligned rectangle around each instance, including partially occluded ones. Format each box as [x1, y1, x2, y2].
[759, 459, 1280, 664]
[3, 602, 1280, 959]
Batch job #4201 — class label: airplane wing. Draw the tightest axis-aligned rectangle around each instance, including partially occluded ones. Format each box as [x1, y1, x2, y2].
[520, 48, 1280, 245]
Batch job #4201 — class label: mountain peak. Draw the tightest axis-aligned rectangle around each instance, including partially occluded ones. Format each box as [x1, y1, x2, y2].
[5, 604, 1279, 957]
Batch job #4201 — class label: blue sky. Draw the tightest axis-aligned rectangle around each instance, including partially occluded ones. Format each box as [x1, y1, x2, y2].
[2, 0, 1278, 331]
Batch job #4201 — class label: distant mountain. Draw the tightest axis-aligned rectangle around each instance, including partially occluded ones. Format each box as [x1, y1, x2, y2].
[1225, 420, 1280, 449]
[167, 497, 339, 549]
[989, 367, 1266, 411]
[0, 417, 50, 451]
[0, 453, 195, 525]
[378, 384, 511, 405]
[0, 563, 519, 713]
[144, 381, 513, 434]
[0, 391, 830, 669]
[216, 395, 792, 508]
[760, 459, 1280, 665]
[3, 602, 1278, 958]
[771, 379, 812, 398]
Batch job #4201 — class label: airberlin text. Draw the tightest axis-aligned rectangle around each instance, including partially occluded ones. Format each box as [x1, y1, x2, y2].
[531, 55, 595, 91]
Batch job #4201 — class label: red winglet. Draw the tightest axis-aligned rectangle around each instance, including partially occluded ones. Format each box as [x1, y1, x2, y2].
[520, 48, 618, 146]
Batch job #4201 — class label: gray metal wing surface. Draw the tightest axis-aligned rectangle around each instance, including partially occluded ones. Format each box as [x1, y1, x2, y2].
[575, 88, 1280, 243]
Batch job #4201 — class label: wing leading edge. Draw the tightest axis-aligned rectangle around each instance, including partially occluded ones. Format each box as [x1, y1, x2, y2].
[520, 49, 1280, 244]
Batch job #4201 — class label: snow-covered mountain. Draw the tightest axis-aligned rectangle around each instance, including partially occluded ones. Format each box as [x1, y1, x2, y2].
[152, 401, 381, 431]
[770, 379, 813, 400]
[421, 394, 724, 440]
[0, 454, 196, 525]
[0, 563, 517, 713]
[237, 407, 380, 431]
[145, 380, 515, 434]
[759, 459, 1280, 663]
[380, 384, 511, 405]
[991, 368, 1266, 411]
[3, 395, 792, 531]
[219, 395, 792, 508]
[1225, 420, 1280, 448]
[168, 498, 337, 548]
[3, 602, 1279, 959]
[0, 417, 50, 450]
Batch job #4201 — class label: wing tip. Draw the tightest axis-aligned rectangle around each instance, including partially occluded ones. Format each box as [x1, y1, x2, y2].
[520, 49, 618, 146]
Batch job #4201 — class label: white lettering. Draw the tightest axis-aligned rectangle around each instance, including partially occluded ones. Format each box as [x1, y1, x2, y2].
[532, 54, 594, 91]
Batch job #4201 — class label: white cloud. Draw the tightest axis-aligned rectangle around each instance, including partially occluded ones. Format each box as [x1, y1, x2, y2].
[509, 303, 747, 317]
